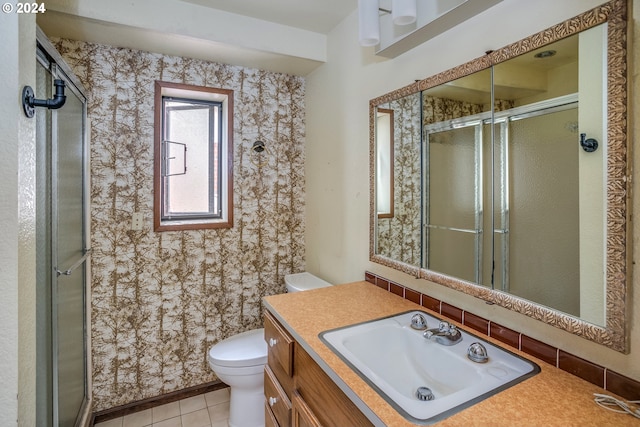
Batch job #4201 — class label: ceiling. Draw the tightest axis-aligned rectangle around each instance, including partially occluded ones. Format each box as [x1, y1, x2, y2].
[180, 0, 358, 33]
[37, 0, 359, 76]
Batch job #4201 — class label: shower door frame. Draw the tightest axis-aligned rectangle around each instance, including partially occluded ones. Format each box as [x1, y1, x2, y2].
[421, 93, 579, 291]
[422, 113, 487, 285]
[35, 27, 92, 427]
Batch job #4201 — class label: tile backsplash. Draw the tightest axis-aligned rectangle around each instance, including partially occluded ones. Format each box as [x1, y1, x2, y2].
[365, 271, 640, 401]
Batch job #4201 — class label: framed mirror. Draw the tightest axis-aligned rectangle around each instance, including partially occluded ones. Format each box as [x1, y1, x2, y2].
[369, 0, 629, 352]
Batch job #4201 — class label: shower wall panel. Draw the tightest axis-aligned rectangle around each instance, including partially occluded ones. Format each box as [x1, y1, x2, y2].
[55, 39, 306, 411]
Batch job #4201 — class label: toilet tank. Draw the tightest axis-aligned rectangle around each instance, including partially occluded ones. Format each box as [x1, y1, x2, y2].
[285, 272, 331, 293]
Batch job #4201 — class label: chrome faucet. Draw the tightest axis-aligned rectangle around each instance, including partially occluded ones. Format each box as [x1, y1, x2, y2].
[423, 321, 462, 346]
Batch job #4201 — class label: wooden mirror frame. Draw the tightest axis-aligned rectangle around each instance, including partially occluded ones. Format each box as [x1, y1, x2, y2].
[369, 0, 629, 352]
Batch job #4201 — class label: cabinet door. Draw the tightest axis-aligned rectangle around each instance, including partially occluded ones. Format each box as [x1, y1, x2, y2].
[292, 392, 322, 427]
[265, 402, 279, 427]
[294, 346, 374, 427]
[265, 365, 292, 426]
[265, 311, 294, 375]
[264, 311, 295, 396]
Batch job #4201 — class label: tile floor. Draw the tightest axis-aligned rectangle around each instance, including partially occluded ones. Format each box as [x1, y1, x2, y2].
[95, 388, 231, 427]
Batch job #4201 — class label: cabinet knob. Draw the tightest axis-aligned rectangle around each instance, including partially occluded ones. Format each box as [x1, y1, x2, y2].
[268, 396, 278, 407]
[269, 338, 278, 347]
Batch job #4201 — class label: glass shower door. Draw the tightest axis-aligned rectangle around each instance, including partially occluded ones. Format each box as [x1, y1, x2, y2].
[503, 106, 580, 316]
[53, 65, 89, 427]
[424, 123, 483, 283]
[36, 42, 89, 427]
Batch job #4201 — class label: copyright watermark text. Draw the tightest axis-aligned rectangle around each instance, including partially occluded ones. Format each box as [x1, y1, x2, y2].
[3, 3, 47, 14]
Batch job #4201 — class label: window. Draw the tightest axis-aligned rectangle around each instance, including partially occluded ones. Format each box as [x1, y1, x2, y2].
[154, 81, 233, 231]
[376, 108, 394, 218]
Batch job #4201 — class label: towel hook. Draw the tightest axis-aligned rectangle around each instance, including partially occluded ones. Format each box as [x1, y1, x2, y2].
[580, 133, 598, 153]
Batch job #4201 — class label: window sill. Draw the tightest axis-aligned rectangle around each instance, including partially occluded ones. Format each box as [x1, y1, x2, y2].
[154, 218, 233, 232]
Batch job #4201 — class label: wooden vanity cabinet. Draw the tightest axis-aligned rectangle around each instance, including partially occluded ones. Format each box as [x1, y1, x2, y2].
[264, 310, 374, 427]
[291, 391, 322, 427]
[264, 310, 294, 426]
[265, 401, 279, 427]
[294, 345, 374, 427]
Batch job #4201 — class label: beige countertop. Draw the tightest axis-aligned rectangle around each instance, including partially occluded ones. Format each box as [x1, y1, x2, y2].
[263, 281, 639, 427]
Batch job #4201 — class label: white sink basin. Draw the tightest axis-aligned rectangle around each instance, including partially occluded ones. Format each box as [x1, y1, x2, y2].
[319, 310, 539, 424]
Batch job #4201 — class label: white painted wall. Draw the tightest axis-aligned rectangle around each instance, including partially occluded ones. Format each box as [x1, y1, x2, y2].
[578, 25, 606, 325]
[306, 0, 640, 381]
[17, 14, 37, 426]
[39, 0, 327, 76]
[0, 12, 21, 426]
[0, 12, 37, 427]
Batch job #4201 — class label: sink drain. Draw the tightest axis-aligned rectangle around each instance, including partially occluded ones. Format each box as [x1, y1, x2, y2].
[416, 386, 434, 401]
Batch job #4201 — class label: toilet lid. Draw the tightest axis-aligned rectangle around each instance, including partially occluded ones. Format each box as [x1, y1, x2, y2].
[208, 328, 267, 368]
[285, 272, 331, 292]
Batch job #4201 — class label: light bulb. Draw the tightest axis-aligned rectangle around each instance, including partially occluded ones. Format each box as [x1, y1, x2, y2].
[392, 0, 417, 26]
[359, 0, 380, 46]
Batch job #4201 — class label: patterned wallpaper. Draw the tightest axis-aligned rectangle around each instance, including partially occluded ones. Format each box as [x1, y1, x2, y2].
[54, 39, 306, 411]
[376, 93, 422, 266]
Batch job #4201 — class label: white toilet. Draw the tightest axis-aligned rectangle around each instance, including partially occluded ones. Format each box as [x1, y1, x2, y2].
[207, 272, 331, 427]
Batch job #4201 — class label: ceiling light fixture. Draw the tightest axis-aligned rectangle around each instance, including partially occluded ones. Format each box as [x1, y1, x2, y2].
[392, 0, 417, 25]
[534, 50, 557, 58]
[358, 0, 417, 47]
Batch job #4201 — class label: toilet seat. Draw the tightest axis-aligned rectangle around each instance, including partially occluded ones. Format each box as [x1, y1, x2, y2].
[208, 328, 267, 369]
[208, 361, 265, 376]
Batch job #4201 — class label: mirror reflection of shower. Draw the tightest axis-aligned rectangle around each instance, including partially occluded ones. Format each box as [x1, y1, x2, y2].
[422, 96, 594, 319]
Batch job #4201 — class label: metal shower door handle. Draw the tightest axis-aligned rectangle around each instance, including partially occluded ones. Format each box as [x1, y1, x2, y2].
[56, 248, 92, 276]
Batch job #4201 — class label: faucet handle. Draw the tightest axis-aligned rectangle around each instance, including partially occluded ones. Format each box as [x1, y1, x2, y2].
[410, 313, 428, 330]
[467, 342, 489, 363]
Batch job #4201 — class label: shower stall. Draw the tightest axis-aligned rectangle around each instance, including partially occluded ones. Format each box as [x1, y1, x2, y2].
[423, 95, 581, 315]
[34, 29, 91, 426]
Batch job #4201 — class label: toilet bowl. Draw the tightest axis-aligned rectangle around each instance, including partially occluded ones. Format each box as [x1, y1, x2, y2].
[207, 272, 331, 427]
[208, 328, 267, 427]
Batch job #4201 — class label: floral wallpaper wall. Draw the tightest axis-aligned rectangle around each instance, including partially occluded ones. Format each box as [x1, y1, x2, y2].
[54, 39, 306, 411]
[376, 93, 422, 266]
